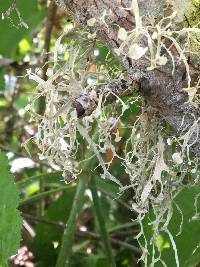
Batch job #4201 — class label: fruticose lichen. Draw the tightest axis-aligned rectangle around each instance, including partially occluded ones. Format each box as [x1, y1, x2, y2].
[27, 1, 200, 266]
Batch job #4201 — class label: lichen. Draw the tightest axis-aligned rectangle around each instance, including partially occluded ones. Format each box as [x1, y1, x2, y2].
[27, 1, 200, 265]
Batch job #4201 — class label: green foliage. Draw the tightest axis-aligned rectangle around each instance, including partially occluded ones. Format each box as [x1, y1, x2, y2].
[0, 0, 45, 58]
[0, 68, 5, 90]
[34, 189, 76, 267]
[17, 171, 63, 189]
[0, 1, 199, 266]
[0, 151, 22, 266]
[142, 186, 200, 267]
[72, 254, 110, 267]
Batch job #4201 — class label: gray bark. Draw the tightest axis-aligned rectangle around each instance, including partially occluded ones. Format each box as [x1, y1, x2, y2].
[55, 0, 200, 159]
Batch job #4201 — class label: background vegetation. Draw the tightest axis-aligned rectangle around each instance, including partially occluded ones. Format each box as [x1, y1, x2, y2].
[0, 1, 200, 267]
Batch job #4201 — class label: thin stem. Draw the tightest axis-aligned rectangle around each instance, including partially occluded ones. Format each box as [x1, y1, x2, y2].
[99, 188, 131, 210]
[17, 171, 62, 187]
[0, 143, 52, 169]
[38, 0, 57, 216]
[23, 213, 65, 228]
[78, 230, 141, 255]
[55, 174, 90, 267]
[38, 0, 57, 114]
[38, 178, 45, 216]
[90, 176, 116, 267]
[19, 184, 76, 206]
[108, 236, 141, 255]
[108, 221, 139, 233]
[23, 213, 141, 254]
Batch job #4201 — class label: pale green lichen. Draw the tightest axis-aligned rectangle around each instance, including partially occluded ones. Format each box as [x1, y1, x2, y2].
[27, 1, 200, 266]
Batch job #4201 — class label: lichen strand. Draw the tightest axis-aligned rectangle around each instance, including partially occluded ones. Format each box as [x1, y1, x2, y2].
[122, 110, 199, 267]
[122, 109, 199, 211]
[29, 1, 200, 266]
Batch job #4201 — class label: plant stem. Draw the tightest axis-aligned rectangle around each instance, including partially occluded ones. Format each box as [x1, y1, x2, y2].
[0, 143, 52, 169]
[90, 176, 116, 267]
[99, 188, 131, 210]
[55, 174, 90, 267]
[19, 184, 76, 206]
[108, 221, 139, 233]
[23, 213, 141, 254]
[17, 171, 62, 187]
[38, 0, 57, 115]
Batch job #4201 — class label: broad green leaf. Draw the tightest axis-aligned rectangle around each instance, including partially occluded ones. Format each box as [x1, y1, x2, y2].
[0, 0, 45, 58]
[142, 186, 200, 267]
[0, 151, 22, 266]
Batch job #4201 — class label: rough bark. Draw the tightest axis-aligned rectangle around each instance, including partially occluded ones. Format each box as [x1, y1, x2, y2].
[55, 0, 200, 158]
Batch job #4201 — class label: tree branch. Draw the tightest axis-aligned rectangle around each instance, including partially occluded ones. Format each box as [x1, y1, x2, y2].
[55, 0, 200, 158]
[73, 73, 140, 117]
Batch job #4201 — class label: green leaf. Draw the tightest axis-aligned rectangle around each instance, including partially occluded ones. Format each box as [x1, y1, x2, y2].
[18, 38, 32, 55]
[72, 254, 110, 267]
[34, 188, 76, 267]
[0, 0, 45, 58]
[0, 68, 5, 90]
[142, 186, 200, 267]
[96, 177, 119, 197]
[0, 151, 22, 266]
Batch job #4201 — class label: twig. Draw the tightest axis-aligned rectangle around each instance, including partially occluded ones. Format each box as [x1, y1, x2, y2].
[90, 176, 116, 267]
[23, 213, 141, 255]
[110, 229, 139, 237]
[17, 171, 62, 187]
[17, 171, 131, 211]
[22, 219, 36, 238]
[56, 0, 200, 159]
[109, 236, 141, 255]
[99, 188, 131, 210]
[23, 213, 65, 228]
[78, 230, 141, 255]
[23, 214, 139, 236]
[73, 73, 140, 118]
[0, 143, 52, 169]
[108, 222, 139, 233]
[19, 184, 76, 206]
